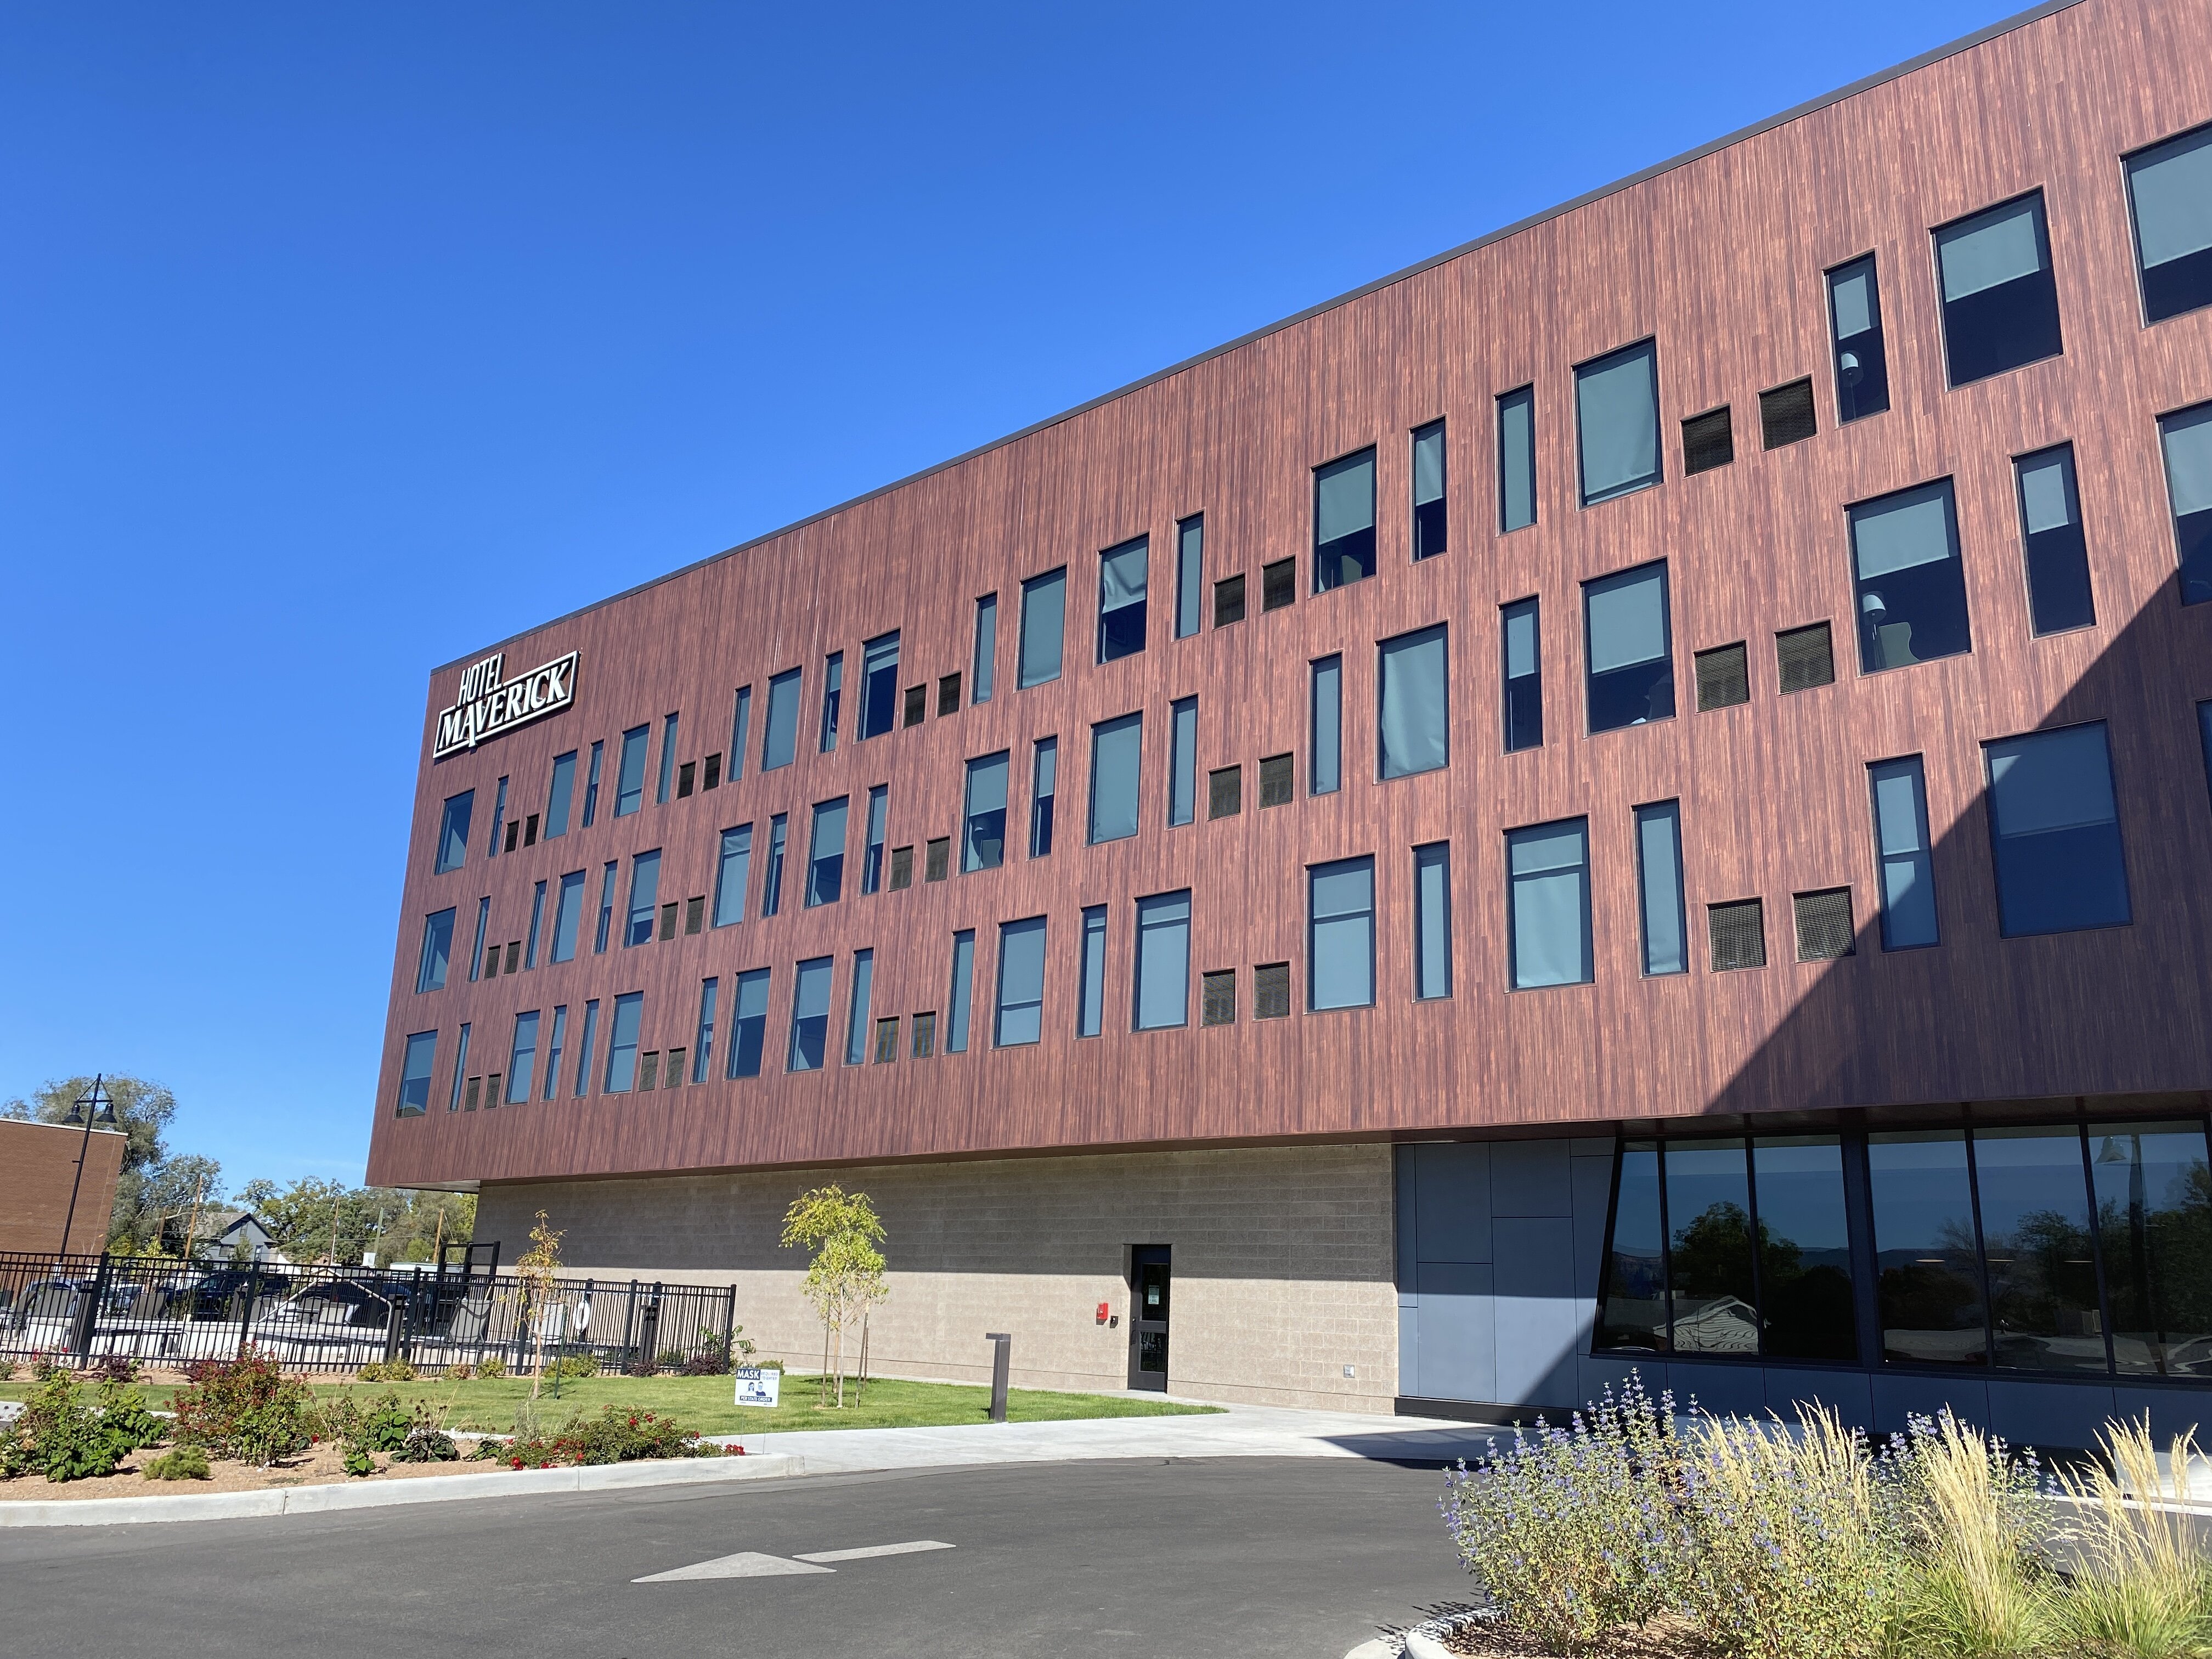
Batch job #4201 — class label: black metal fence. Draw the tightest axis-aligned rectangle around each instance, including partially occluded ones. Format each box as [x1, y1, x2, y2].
[0, 1251, 741, 1378]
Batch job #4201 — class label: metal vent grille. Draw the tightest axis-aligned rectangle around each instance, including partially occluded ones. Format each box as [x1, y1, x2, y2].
[1201, 970, 1237, 1026]
[464, 1076, 481, 1111]
[1695, 643, 1750, 711]
[1683, 407, 1734, 475]
[1776, 622, 1836, 693]
[1214, 574, 1246, 627]
[910, 1012, 936, 1058]
[1793, 888, 1857, 961]
[924, 837, 950, 882]
[637, 1053, 659, 1093]
[684, 896, 705, 935]
[505, 820, 520, 853]
[889, 845, 914, 890]
[1208, 766, 1242, 819]
[664, 1047, 686, 1088]
[524, 813, 540, 845]
[505, 940, 522, 973]
[1252, 962, 1291, 1019]
[938, 673, 962, 716]
[1262, 558, 1296, 612]
[1257, 754, 1294, 806]
[703, 752, 722, 790]
[902, 685, 926, 727]
[873, 1017, 899, 1064]
[1708, 899, 1767, 971]
[484, 1072, 501, 1108]
[658, 902, 678, 941]
[482, 944, 500, 979]
[1760, 378, 1818, 449]
[676, 763, 695, 799]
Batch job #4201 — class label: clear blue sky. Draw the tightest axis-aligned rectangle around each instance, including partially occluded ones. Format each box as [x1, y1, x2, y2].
[1, 1, 2023, 1193]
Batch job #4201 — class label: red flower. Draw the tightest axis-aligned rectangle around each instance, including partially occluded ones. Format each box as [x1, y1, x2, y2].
[628, 1417, 638, 1427]
[511, 1456, 523, 1469]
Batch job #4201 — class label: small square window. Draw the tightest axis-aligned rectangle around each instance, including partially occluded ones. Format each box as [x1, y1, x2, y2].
[1252, 962, 1291, 1020]
[1708, 899, 1767, 970]
[902, 685, 926, 727]
[1694, 644, 1750, 711]
[1214, 574, 1246, 627]
[1262, 558, 1296, 612]
[1776, 622, 1836, 693]
[676, 762, 696, 799]
[684, 896, 704, 935]
[1760, 379, 1818, 449]
[1208, 766, 1242, 819]
[889, 846, 914, 891]
[1793, 888, 1855, 961]
[1201, 969, 1237, 1026]
[658, 902, 678, 942]
[938, 673, 962, 716]
[873, 1017, 899, 1063]
[1682, 407, 1733, 475]
[925, 837, 950, 882]
[911, 1011, 936, 1058]
[702, 752, 722, 791]
[1257, 753, 1294, 807]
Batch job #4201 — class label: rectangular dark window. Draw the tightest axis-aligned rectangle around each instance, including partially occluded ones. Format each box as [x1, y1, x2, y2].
[726, 969, 769, 1080]
[924, 836, 950, 882]
[806, 797, 848, 906]
[417, 909, 455, 992]
[1827, 254, 1891, 422]
[1681, 407, 1733, 475]
[1411, 419, 1447, 560]
[1257, 753, 1293, 808]
[861, 786, 888, 894]
[1207, 765, 1240, 820]
[1087, 713, 1143, 844]
[714, 826, 752, 927]
[615, 727, 648, 816]
[1201, 969, 1235, 1027]
[1077, 904, 1107, 1037]
[788, 956, 832, 1073]
[1935, 192, 2062, 386]
[603, 992, 643, 1094]
[551, 869, 584, 963]
[1167, 699, 1197, 826]
[2160, 400, 2212, 604]
[1634, 803, 1686, 977]
[1583, 561, 1673, 732]
[1262, 557, 1295, 612]
[860, 633, 900, 738]
[1098, 535, 1149, 663]
[1776, 622, 1836, 693]
[938, 673, 961, 716]
[844, 952, 872, 1066]
[1310, 656, 1342, 794]
[1029, 738, 1057, 857]
[1760, 379, 1816, 449]
[963, 752, 1009, 871]
[946, 931, 975, 1053]
[2014, 443, 2095, 633]
[1793, 888, 1855, 961]
[543, 1006, 566, 1100]
[1133, 890, 1190, 1030]
[1506, 819, 1590, 989]
[1849, 480, 1971, 672]
[524, 879, 546, 968]
[761, 814, 787, 917]
[1308, 856, 1375, 1011]
[1984, 722, 2130, 936]
[1314, 448, 1377, 591]
[1175, 516, 1203, 639]
[1501, 598, 1542, 752]
[1413, 842, 1451, 1000]
[727, 690, 749, 782]
[594, 863, 615, 953]
[994, 917, 1047, 1046]
[1213, 574, 1245, 628]
[1575, 339, 1660, 505]
[1377, 623, 1448, 778]
[397, 1031, 436, 1117]
[1497, 385, 1536, 531]
[1252, 962, 1290, 1019]
[693, 978, 717, 1082]
[583, 740, 603, 825]
[571, 1003, 592, 1097]
[436, 791, 473, 873]
[820, 653, 843, 752]
[1019, 568, 1067, 688]
[1708, 898, 1765, 970]
[657, 713, 679, 804]
[1870, 757, 1938, 950]
[624, 850, 661, 947]
[762, 669, 801, 770]
[1694, 644, 1749, 712]
[2128, 123, 2212, 323]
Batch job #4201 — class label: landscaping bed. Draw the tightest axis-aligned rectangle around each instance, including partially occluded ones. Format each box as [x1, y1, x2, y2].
[0, 1438, 524, 1502]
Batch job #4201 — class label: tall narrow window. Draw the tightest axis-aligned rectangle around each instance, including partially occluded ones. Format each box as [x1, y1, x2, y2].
[2161, 401, 2212, 605]
[1314, 448, 1378, 591]
[762, 669, 800, 770]
[691, 978, 717, 1082]
[543, 1006, 566, 1100]
[582, 741, 603, 826]
[1850, 480, 1971, 672]
[1413, 842, 1451, 999]
[861, 786, 888, 894]
[860, 633, 899, 737]
[1167, 698, 1197, 826]
[1411, 420, 1447, 559]
[1174, 516, 1204, 639]
[1308, 857, 1376, 1011]
[1595, 1141, 1665, 1350]
[1019, 568, 1067, 688]
[972, 599, 997, 702]
[1936, 193, 2062, 386]
[1077, 904, 1107, 1037]
[417, 909, 455, 993]
[714, 825, 752, 927]
[727, 969, 769, 1079]
[524, 880, 547, 968]
[946, 932, 975, 1053]
[545, 753, 576, 839]
[2014, 444, 2094, 634]
[614, 727, 648, 816]
[1087, 713, 1143, 844]
[1575, 339, 1661, 506]
[1869, 757, 1938, 950]
[1508, 818, 1592, 989]
[487, 776, 509, 857]
[994, 917, 1047, 1046]
[1501, 598, 1542, 752]
[1307, 656, 1342, 795]
[656, 713, 679, 804]
[2128, 123, 2212, 324]
[625, 851, 661, 947]
[603, 993, 642, 1093]
[806, 797, 848, 906]
[448, 1023, 471, 1110]
[593, 864, 616, 953]
[1497, 385, 1536, 531]
[1098, 535, 1149, 663]
[436, 792, 473, 873]
[1867, 1130, 1987, 1365]
[844, 951, 873, 1065]
[963, 752, 1009, 871]
[727, 690, 750, 782]
[1633, 802, 1686, 976]
[397, 1032, 436, 1116]
[504, 1011, 539, 1104]
[470, 895, 490, 980]
[1029, 738, 1058, 857]
[1133, 890, 1191, 1031]
[761, 814, 788, 917]
[571, 1002, 595, 1097]
[820, 653, 843, 752]
[551, 870, 584, 963]
[1584, 563, 1673, 732]
[2094, 1120, 2212, 1374]
[1827, 255, 1891, 422]
[1377, 623, 1449, 778]
[1985, 723, 2130, 936]
[788, 957, 832, 1072]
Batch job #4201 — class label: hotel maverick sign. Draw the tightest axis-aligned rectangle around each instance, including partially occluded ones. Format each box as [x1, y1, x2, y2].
[433, 650, 579, 759]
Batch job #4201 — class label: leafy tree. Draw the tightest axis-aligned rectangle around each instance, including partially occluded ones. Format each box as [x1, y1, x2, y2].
[780, 1185, 888, 1407]
[514, 1211, 564, 1398]
[234, 1179, 473, 1266]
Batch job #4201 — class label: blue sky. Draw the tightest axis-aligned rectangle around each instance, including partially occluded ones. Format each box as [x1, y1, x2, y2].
[0, 1, 2022, 1192]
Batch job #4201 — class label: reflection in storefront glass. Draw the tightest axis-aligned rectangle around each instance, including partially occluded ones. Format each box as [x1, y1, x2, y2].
[1869, 1131, 1988, 1366]
[1752, 1137, 1858, 1362]
[2092, 1123, 2212, 1377]
[1596, 1143, 1667, 1352]
[1974, 1126, 2106, 1373]
[1666, 1139, 1758, 1353]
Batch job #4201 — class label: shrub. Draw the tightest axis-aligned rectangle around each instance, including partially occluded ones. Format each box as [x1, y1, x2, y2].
[473, 1355, 507, 1379]
[143, 1446, 212, 1481]
[657, 1347, 689, 1369]
[1, 1370, 161, 1482]
[173, 1348, 318, 1466]
[0, 1359, 14, 1382]
[90, 1354, 139, 1384]
[679, 1352, 731, 1376]
[444, 1362, 474, 1380]
[544, 1355, 598, 1382]
[356, 1361, 417, 1383]
[342, 1445, 375, 1477]
[560, 1406, 719, 1464]
[391, 1423, 459, 1464]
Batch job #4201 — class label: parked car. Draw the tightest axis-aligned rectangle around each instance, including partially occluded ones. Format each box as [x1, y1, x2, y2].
[0, 1277, 134, 1329]
[164, 1268, 275, 1321]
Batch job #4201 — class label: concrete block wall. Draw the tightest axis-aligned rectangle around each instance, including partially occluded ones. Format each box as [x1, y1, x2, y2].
[475, 1142, 1401, 1412]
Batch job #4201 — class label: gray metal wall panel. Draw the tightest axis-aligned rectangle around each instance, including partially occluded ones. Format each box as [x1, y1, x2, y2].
[1414, 1141, 1491, 1262]
[1488, 1139, 1572, 1219]
[1413, 1262, 1496, 1402]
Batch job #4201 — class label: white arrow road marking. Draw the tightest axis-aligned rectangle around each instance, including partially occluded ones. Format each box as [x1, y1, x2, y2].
[793, 1540, 956, 1564]
[633, 1552, 835, 1581]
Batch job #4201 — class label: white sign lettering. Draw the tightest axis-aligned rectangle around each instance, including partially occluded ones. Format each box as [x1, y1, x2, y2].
[734, 1368, 782, 1408]
[433, 649, 580, 759]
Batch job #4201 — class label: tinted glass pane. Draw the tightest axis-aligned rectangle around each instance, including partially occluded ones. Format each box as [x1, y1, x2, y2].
[946, 931, 974, 1052]
[1974, 1126, 2106, 1373]
[1870, 758, 1938, 950]
[1412, 420, 1447, 560]
[1134, 890, 1190, 1030]
[1378, 624, 1448, 778]
[1575, 341, 1660, 505]
[1584, 563, 1673, 732]
[995, 917, 1047, 1046]
[1314, 449, 1376, 591]
[1829, 255, 1891, 422]
[1869, 1131, 1987, 1366]
[1029, 738, 1057, 857]
[727, 969, 769, 1079]
[1985, 723, 2129, 936]
[1175, 517, 1204, 638]
[963, 752, 1009, 871]
[972, 599, 996, 702]
[806, 797, 847, 906]
[1753, 1137, 1858, 1362]
[1851, 480, 1972, 672]
[1936, 194, 2062, 385]
[763, 669, 801, 770]
[1635, 803, 1685, 976]
[861, 633, 900, 738]
[1414, 842, 1451, 1000]
[692, 980, 715, 1081]
[1168, 698, 1197, 826]
[1667, 1140, 1758, 1355]
[417, 908, 454, 992]
[1596, 1143, 1667, 1351]
[625, 850, 660, 946]
[1088, 713, 1142, 843]
[1502, 599, 1542, 752]
[1498, 386, 1536, 531]
[2162, 402, 2212, 605]
[545, 753, 575, 838]
[1077, 904, 1107, 1037]
[615, 726, 649, 815]
[605, 992, 643, 1093]
[2130, 125, 2212, 323]
[1019, 569, 1066, 687]
[1308, 856, 1375, 1011]
[1310, 657, 1342, 794]
[398, 1031, 437, 1115]
[844, 953, 872, 1065]
[506, 1011, 539, 1103]
[437, 792, 473, 872]
[761, 815, 786, 917]
[2091, 1122, 2212, 1376]
[788, 956, 832, 1072]
[862, 787, 887, 894]
[551, 870, 585, 962]
[2015, 445, 2095, 634]
[1508, 819, 1590, 989]
[714, 826, 751, 927]
[1099, 536, 1148, 663]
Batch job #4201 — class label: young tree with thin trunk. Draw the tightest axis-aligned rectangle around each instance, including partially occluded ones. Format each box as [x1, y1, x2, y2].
[514, 1211, 564, 1400]
[778, 1186, 887, 1408]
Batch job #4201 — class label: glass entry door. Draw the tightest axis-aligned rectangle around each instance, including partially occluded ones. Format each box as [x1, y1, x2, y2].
[1127, 1245, 1171, 1391]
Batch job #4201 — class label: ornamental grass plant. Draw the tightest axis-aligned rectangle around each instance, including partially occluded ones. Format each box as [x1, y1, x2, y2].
[2051, 1419, 2212, 1659]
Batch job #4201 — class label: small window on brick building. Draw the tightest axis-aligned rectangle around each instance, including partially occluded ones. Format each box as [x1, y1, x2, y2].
[1709, 899, 1767, 970]
[889, 846, 914, 891]
[1695, 643, 1750, 711]
[1257, 753, 1294, 806]
[658, 902, 678, 941]
[1776, 622, 1836, 693]
[702, 752, 721, 791]
[1208, 765, 1242, 819]
[684, 896, 704, 935]
[1793, 888, 1856, 961]
[902, 685, 926, 727]
[925, 837, 950, 882]
[1761, 378, 1818, 449]
[1201, 969, 1237, 1026]
[911, 1011, 936, 1058]
[1682, 407, 1734, 475]
[1214, 574, 1246, 628]
[938, 673, 962, 716]
[873, 1017, 899, 1063]
[1262, 558, 1296, 612]
[676, 763, 696, 799]
[1252, 962, 1291, 1019]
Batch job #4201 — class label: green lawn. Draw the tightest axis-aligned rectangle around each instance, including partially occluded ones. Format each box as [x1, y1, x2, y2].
[0, 1372, 1217, 1437]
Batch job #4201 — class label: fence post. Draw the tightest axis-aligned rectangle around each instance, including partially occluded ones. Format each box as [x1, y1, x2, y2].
[70, 1254, 110, 1359]
[636, 1284, 662, 1374]
[620, 1281, 638, 1371]
[722, 1284, 737, 1367]
[236, 1263, 262, 1359]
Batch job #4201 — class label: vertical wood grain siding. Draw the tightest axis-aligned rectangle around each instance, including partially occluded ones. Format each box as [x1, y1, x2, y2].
[369, 0, 2212, 1190]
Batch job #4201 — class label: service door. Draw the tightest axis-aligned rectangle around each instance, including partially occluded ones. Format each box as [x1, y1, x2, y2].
[1127, 1245, 1170, 1391]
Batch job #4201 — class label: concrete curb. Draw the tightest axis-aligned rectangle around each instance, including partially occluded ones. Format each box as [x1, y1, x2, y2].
[0, 1452, 802, 1528]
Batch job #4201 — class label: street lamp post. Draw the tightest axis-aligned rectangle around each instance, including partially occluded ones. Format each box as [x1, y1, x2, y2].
[58, 1075, 120, 1258]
